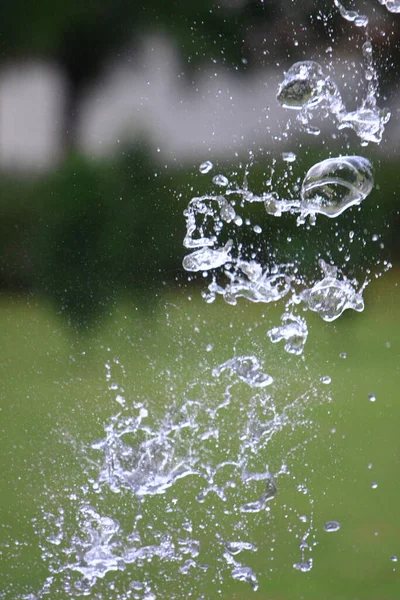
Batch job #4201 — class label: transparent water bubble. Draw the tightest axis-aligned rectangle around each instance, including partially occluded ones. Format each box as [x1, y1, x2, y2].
[300, 156, 374, 219]
[324, 520, 341, 532]
[213, 355, 273, 388]
[183, 241, 233, 272]
[320, 376, 331, 385]
[391, 555, 398, 562]
[371, 482, 378, 489]
[267, 313, 308, 355]
[300, 260, 364, 322]
[368, 393, 376, 402]
[199, 160, 213, 174]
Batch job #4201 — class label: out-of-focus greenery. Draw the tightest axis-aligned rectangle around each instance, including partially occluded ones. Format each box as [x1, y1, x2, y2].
[0, 145, 398, 324]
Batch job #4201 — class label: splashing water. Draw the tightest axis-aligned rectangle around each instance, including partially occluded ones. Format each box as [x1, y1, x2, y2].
[212, 355, 273, 388]
[277, 42, 390, 144]
[268, 313, 308, 356]
[300, 260, 364, 322]
[25, 2, 397, 598]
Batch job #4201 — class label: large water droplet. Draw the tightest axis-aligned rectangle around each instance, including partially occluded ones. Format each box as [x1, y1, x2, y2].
[267, 313, 308, 355]
[277, 61, 327, 110]
[300, 156, 374, 218]
[338, 107, 390, 144]
[324, 520, 341, 532]
[300, 260, 364, 322]
[199, 160, 213, 174]
[183, 241, 233, 272]
[209, 260, 291, 306]
[212, 174, 229, 187]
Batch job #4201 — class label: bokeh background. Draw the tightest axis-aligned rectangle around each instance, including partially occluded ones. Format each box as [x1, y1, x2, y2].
[1, 1, 400, 599]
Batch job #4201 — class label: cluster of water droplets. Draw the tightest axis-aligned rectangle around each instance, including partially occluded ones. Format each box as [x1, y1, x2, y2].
[277, 41, 390, 144]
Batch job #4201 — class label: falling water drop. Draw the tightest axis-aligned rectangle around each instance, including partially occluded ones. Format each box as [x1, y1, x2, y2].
[212, 174, 229, 187]
[183, 241, 233, 272]
[213, 355, 273, 388]
[267, 313, 308, 355]
[300, 260, 364, 322]
[324, 521, 341, 532]
[199, 160, 213, 174]
[300, 156, 374, 219]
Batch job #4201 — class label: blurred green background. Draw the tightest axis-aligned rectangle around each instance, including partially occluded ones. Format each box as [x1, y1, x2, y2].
[1, 1, 400, 599]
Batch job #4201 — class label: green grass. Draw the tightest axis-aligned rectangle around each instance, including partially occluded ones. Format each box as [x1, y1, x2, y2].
[1, 273, 400, 599]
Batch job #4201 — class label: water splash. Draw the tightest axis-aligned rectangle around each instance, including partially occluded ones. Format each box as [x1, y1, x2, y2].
[268, 313, 308, 356]
[213, 355, 273, 388]
[300, 260, 364, 322]
[182, 240, 233, 272]
[278, 49, 390, 144]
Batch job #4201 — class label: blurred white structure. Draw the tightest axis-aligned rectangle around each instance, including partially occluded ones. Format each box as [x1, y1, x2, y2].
[0, 62, 66, 172]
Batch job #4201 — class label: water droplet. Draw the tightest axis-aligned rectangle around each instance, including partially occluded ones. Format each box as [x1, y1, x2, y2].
[368, 393, 376, 402]
[378, 0, 400, 13]
[211, 260, 291, 306]
[199, 160, 213, 174]
[212, 174, 229, 187]
[300, 156, 374, 219]
[300, 260, 364, 322]
[371, 482, 378, 489]
[183, 241, 233, 272]
[268, 313, 308, 355]
[277, 61, 326, 110]
[391, 555, 398, 562]
[324, 520, 341, 532]
[282, 152, 297, 162]
[320, 376, 331, 385]
[339, 352, 347, 359]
